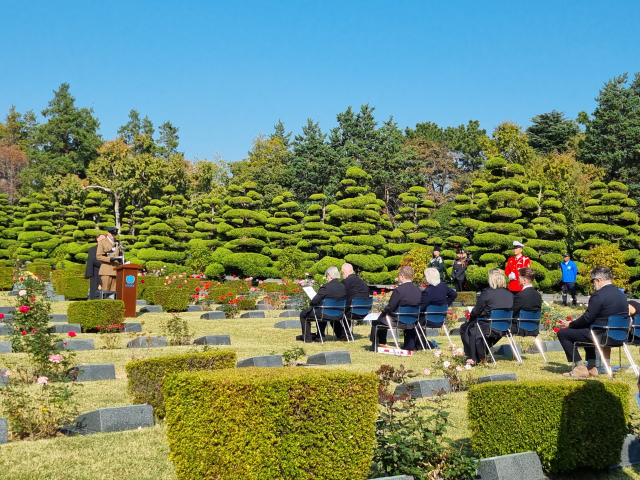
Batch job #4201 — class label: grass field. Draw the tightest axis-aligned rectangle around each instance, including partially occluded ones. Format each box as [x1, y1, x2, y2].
[1, 292, 640, 479]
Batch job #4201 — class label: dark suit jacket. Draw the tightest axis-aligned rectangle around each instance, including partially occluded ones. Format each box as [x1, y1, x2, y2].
[419, 282, 457, 311]
[342, 274, 369, 307]
[310, 279, 346, 307]
[511, 286, 542, 319]
[470, 287, 513, 321]
[378, 282, 423, 328]
[85, 245, 102, 279]
[570, 283, 628, 328]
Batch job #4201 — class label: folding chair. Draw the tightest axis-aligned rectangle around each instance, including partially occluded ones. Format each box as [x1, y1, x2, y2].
[344, 298, 373, 342]
[373, 305, 426, 352]
[475, 309, 516, 367]
[512, 310, 545, 365]
[418, 304, 452, 350]
[626, 315, 640, 377]
[309, 299, 347, 344]
[574, 315, 632, 380]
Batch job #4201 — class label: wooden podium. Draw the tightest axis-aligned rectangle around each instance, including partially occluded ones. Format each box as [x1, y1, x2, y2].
[115, 264, 142, 318]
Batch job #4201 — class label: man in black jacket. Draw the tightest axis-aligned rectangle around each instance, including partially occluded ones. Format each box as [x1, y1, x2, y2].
[370, 265, 422, 350]
[298, 266, 346, 343]
[84, 234, 106, 300]
[511, 267, 542, 334]
[339, 263, 370, 340]
[558, 266, 628, 378]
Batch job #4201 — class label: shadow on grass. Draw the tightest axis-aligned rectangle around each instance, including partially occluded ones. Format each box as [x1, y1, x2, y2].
[542, 362, 572, 374]
[549, 465, 639, 479]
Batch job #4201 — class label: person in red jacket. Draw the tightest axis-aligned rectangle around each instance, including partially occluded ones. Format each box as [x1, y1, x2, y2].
[505, 241, 531, 292]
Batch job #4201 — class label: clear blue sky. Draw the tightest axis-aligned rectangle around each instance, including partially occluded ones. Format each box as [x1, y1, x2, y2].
[1, 0, 639, 162]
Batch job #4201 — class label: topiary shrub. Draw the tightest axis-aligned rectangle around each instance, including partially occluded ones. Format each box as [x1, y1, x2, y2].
[54, 277, 90, 300]
[126, 350, 236, 420]
[0, 267, 12, 290]
[164, 367, 377, 480]
[204, 262, 225, 280]
[468, 380, 629, 472]
[68, 300, 125, 332]
[154, 287, 191, 312]
[236, 298, 257, 310]
[26, 262, 51, 280]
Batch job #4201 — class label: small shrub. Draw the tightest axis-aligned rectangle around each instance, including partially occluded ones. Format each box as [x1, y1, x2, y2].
[68, 300, 125, 332]
[162, 313, 193, 345]
[454, 291, 476, 305]
[277, 246, 306, 280]
[164, 367, 378, 480]
[26, 262, 50, 280]
[154, 287, 190, 312]
[577, 243, 631, 292]
[54, 277, 90, 300]
[204, 262, 225, 279]
[236, 298, 256, 310]
[126, 350, 236, 419]
[0, 266, 13, 290]
[468, 380, 629, 472]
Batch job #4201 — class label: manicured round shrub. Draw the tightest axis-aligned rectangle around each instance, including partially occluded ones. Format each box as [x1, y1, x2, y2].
[154, 286, 191, 312]
[344, 254, 385, 272]
[223, 252, 272, 278]
[68, 300, 125, 332]
[204, 263, 225, 279]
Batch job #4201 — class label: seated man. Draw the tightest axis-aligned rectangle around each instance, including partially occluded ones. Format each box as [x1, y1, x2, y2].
[557, 266, 628, 378]
[340, 262, 370, 341]
[370, 265, 422, 350]
[511, 267, 542, 335]
[298, 266, 346, 343]
[413, 267, 457, 350]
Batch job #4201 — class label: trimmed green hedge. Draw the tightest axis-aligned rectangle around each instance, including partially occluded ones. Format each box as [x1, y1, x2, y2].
[26, 262, 51, 279]
[55, 277, 90, 300]
[164, 367, 378, 479]
[154, 287, 191, 312]
[0, 267, 12, 290]
[68, 300, 125, 332]
[236, 298, 257, 310]
[468, 380, 629, 472]
[126, 350, 236, 420]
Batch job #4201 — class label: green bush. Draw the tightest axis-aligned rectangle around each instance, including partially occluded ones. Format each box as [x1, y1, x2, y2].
[204, 262, 225, 279]
[126, 350, 236, 420]
[344, 254, 385, 272]
[154, 287, 191, 312]
[236, 298, 257, 310]
[223, 252, 272, 278]
[468, 380, 629, 472]
[164, 367, 378, 480]
[26, 262, 51, 279]
[55, 277, 90, 300]
[68, 300, 125, 332]
[0, 267, 12, 290]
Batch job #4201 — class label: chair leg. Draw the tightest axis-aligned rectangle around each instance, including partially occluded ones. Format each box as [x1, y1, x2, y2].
[623, 343, 640, 377]
[590, 330, 612, 380]
[414, 324, 427, 352]
[442, 324, 452, 344]
[343, 315, 355, 342]
[316, 321, 324, 345]
[478, 324, 497, 367]
[385, 315, 399, 349]
[506, 332, 523, 365]
[416, 324, 432, 352]
[534, 337, 548, 363]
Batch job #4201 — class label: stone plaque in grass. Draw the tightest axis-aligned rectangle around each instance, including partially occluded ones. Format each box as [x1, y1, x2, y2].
[0, 325, 13, 336]
[450, 328, 461, 335]
[48, 323, 81, 334]
[424, 328, 440, 337]
[0, 307, 14, 314]
[490, 344, 522, 356]
[68, 405, 154, 435]
[127, 336, 167, 349]
[193, 335, 231, 346]
[140, 305, 163, 313]
[394, 378, 451, 398]
[274, 320, 300, 329]
[55, 339, 94, 351]
[477, 451, 544, 480]
[237, 355, 283, 368]
[525, 340, 563, 354]
[68, 364, 116, 382]
[0, 314, 13, 323]
[373, 476, 414, 480]
[0, 418, 6, 444]
[256, 304, 272, 311]
[0, 369, 9, 386]
[240, 311, 265, 319]
[306, 351, 351, 366]
[0, 342, 12, 353]
[48, 314, 68, 323]
[123, 322, 142, 332]
[186, 305, 201, 312]
[610, 434, 640, 468]
[50, 295, 66, 301]
[477, 373, 517, 384]
[200, 311, 226, 320]
[279, 310, 301, 318]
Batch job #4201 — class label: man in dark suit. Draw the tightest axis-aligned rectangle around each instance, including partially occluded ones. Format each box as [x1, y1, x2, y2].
[558, 266, 628, 378]
[511, 267, 542, 334]
[370, 265, 422, 350]
[339, 263, 370, 340]
[298, 266, 347, 343]
[85, 234, 106, 299]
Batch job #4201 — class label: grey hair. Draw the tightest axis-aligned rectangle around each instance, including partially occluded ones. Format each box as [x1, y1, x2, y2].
[488, 268, 507, 289]
[325, 266, 340, 280]
[423, 267, 441, 286]
[591, 266, 613, 282]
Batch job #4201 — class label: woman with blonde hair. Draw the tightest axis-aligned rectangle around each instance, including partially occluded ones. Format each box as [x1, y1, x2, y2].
[459, 268, 513, 362]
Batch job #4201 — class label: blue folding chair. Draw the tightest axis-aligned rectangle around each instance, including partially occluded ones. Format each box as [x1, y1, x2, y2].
[344, 297, 373, 342]
[310, 299, 347, 345]
[626, 315, 640, 377]
[475, 309, 515, 366]
[374, 305, 426, 352]
[574, 315, 632, 380]
[512, 310, 545, 364]
[418, 304, 451, 351]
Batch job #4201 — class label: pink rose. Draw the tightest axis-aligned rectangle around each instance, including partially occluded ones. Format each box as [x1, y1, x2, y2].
[423, 369, 431, 376]
[19, 305, 30, 313]
[49, 354, 62, 364]
[37, 376, 48, 385]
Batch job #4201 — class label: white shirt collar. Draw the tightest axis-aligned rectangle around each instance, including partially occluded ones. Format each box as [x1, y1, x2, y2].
[521, 284, 533, 290]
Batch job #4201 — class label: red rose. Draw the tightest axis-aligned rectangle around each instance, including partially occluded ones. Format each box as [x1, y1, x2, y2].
[97, 326, 102, 330]
[195, 288, 200, 292]
[232, 275, 236, 278]
[0, 314, 3, 320]
[178, 285, 182, 289]
[68, 331, 77, 337]
[566, 316, 572, 320]
[32, 329, 38, 333]
[553, 328, 560, 333]
[545, 314, 549, 317]
[21, 331, 26, 336]
[29, 297, 35, 302]
[228, 292, 233, 296]
[19, 306, 30, 313]
[141, 280, 145, 284]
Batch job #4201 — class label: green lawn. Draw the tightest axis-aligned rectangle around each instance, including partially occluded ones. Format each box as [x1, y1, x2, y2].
[1, 293, 640, 479]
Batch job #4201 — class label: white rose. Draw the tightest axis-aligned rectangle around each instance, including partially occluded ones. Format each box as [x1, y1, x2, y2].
[443, 361, 451, 368]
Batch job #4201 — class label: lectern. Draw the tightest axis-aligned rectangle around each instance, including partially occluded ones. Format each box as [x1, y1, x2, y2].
[115, 264, 142, 318]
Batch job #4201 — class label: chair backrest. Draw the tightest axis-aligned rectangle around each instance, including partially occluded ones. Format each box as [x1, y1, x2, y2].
[423, 303, 448, 326]
[605, 315, 631, 342]
[489, 309, 513, 332]
[395, 305, 420, 325]
[349, 297, 373, 316]
[517, 310, 541, 333]
[320, 298, 346, 318]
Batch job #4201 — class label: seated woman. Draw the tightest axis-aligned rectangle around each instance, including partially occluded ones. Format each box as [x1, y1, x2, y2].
[460, 268, 513, 363]
[419, 267, 458, 326]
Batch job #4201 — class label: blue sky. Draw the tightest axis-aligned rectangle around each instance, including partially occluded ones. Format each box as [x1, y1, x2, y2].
[1, 0, 639, 162]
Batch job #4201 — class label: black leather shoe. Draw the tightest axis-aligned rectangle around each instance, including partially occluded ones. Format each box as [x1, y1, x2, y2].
[295, 335, 303, 341]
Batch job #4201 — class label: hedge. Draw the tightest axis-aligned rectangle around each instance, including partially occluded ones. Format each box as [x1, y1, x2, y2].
[154, 287, 191, 312]
[0, 267, 13, 290]
[68, 300, 125, 332]
[164, 368, 378, 480]
[236, 298, 257, 310]
[468, 380, 629, 472]
[26, 262, 51, 279]
[455, 291, 476, 305]
[55, 277, 90, 300]
[126, 350, 236, 419]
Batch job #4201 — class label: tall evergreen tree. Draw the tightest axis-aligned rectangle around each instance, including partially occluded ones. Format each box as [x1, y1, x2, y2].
[525, 110, 580, 154]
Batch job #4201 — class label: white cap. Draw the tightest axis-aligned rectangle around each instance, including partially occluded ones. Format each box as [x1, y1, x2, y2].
[513, 241, 524, 248]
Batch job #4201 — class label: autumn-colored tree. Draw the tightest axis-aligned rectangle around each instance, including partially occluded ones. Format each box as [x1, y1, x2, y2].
[480, 121, 535, 165]
[0, 144, 28, 203]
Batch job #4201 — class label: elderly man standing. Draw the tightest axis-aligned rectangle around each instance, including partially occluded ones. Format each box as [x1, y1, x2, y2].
[96, 227, 123, 293]
[85, 234, 106, 299]
[557, 266, 628, 378]
[297, 266, 346, 343]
